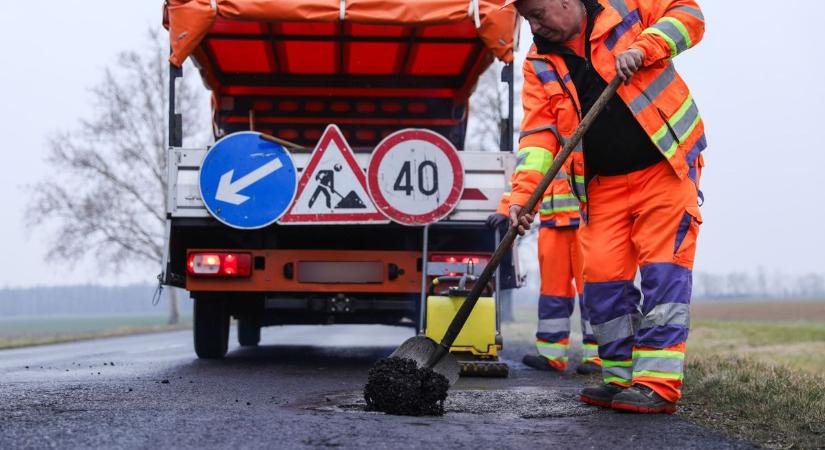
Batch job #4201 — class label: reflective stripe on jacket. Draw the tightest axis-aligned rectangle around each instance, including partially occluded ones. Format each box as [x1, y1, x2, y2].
[511, 0, 706, 210]
[498, 168, 581, 228]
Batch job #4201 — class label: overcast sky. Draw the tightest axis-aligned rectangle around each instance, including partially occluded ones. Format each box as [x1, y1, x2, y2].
[0, 1, 823, 287]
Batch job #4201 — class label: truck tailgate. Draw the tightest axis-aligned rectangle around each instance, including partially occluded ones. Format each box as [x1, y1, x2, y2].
[168, 149, 514, 223]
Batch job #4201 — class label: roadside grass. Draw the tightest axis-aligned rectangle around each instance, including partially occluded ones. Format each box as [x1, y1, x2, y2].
[683, 320, 825, 449]
[682, 355, 825, 449]
[0, 315, 191, 350]
[504, 303, 825, 449]
[688, 320, 825, 375]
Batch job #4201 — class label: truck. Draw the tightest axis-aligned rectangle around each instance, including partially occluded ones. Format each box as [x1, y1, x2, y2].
[161, 0, 520, 369]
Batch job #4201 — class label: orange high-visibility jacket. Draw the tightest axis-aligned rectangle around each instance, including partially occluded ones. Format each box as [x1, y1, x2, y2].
[497, 166, 581, 228]
[510, 0, 706, 212]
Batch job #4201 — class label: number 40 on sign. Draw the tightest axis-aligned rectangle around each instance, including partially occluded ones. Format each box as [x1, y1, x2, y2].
[367, 129, 464, 226]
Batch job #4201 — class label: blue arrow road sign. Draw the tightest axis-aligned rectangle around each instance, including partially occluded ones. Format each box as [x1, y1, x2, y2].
[199, 132, 297, 229]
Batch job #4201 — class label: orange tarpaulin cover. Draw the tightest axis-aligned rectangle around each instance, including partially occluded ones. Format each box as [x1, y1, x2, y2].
[165, 0, 518, 67]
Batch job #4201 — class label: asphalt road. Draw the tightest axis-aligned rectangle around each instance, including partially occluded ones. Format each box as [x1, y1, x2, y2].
[0, 325, 756, 449]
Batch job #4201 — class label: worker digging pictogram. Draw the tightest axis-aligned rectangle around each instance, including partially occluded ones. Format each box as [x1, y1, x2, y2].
[307, 165, 367, 210]
[280, 125, 387, 225]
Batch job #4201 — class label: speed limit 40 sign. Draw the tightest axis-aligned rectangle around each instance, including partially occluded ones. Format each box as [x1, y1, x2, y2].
[367, 129, 464, 225]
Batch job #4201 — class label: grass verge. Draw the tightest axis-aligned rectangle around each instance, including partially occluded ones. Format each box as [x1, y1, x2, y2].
[0, 324, 191, 350]
[0, 315, 191, 350]
[683, 319, 825, 448]
[682, 354, 825, 449]
[689, 320, 825, 375]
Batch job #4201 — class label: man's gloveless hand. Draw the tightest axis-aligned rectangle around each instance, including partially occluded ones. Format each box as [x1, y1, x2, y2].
[509, 205, 535, 236]
[616, 48, 645, 84]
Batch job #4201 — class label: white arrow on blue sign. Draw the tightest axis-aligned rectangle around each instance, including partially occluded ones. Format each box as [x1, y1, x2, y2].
[199, 132, 297, 230]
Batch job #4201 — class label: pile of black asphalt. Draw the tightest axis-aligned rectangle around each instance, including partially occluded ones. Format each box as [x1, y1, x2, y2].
[363, 357, 449, 416]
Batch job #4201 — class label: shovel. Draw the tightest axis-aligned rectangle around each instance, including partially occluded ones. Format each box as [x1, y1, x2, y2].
[390, 76, 623, 386]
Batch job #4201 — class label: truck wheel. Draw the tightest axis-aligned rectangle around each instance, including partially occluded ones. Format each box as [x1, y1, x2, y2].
[194, 298, 229, 359]
[238, 319, 261, 347]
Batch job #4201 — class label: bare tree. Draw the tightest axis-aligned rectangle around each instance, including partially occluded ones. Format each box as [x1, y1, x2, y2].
[25, 28, 208, 324]
[466, 61, 507, 151]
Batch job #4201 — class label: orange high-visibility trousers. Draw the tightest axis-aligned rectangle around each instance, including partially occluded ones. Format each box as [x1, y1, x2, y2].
[536, 227, 599, 370]
[580, 160, 701, 402]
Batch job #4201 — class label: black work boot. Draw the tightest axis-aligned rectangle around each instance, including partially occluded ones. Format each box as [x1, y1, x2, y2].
[611, 384, 677, 414]
[576, 361, 601, 375]
[580, 384, 625, 408]
[522, 354, 564, 372]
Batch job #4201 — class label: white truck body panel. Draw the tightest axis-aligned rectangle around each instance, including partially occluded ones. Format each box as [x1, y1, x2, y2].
[168, 148, 515, 223]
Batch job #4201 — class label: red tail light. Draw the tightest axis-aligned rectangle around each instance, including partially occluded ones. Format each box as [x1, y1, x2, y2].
[187, 252, 252, 277]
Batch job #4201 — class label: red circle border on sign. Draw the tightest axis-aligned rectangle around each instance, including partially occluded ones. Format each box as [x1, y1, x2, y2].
[367, 129, 464, 226]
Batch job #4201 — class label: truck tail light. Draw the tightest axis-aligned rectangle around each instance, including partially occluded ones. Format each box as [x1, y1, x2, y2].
[429, 254, 490, 276]
[187, 252, 252, 277]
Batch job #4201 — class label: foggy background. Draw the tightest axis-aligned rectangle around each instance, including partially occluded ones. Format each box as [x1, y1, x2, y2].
[0, 1, 822, 302]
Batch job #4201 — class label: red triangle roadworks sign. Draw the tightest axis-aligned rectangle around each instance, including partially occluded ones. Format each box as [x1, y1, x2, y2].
[279, 125, 388, 225]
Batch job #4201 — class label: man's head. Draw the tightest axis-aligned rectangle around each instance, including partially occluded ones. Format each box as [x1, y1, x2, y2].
[507, 0, 586, 43]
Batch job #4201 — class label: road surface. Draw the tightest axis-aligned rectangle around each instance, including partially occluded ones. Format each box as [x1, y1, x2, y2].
[0, 325, 755, 449]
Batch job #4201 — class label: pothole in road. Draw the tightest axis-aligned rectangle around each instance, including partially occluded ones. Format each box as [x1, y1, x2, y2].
[311, 387, 597, 419]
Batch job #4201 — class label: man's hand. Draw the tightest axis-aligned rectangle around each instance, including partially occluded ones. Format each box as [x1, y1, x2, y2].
[616, 48, 644, 85]
[509, 205, 535, 236]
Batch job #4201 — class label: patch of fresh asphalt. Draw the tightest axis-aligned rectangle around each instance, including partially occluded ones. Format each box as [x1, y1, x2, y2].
[0, 325, 757, 449]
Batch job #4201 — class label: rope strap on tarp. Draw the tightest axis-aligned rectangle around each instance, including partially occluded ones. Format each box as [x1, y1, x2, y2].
[468, 0, 481, 28]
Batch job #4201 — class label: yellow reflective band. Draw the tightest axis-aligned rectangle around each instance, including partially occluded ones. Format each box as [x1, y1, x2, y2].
[604, 377, 632, 385]
[642, 27, 678, 57]
[515, 147, 554, 174]
[632, 349, 685, 360]
[602, 359, 632, 368]
[540, 194, 579, 215]
[642, 16, 691, 59]
[537, 341, 569, 350]
[540, 206, 579, 215]
[642, 17, 693, 58]
[660, 16, 693, 48]
[633, 370, 684, 381]
[653, 95, 701, 158]
[552, 193, 577, 201]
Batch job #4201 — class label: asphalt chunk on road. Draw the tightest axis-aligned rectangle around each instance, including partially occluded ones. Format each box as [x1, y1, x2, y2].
[363, 357, 449, 417]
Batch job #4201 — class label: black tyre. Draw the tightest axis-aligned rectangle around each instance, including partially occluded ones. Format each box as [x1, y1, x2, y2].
[238, 319, 261, 347]
[194, 297, 229, 359]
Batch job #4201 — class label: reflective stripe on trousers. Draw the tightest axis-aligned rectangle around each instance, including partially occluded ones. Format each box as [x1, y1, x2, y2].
[633, 348, 685, 380]
[592, 312, 639, 346]
[582, 343, 600, 363]
[538, 317, 570, 335]
[537, 340, 569, 363]
[602, 359, 632, 386]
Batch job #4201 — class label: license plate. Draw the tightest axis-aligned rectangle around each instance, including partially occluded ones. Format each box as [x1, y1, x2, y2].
[297, 261, 384, 284]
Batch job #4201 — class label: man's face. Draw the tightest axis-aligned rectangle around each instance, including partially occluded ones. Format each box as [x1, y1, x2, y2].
[516, 0, 584, 43]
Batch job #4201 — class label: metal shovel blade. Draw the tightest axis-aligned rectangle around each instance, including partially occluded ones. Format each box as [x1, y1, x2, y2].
[389, 336, 461, 386]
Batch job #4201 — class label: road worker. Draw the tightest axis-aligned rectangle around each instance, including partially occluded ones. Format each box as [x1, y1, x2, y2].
[504, 0, 706, 414]
[489, 179, 601, 375]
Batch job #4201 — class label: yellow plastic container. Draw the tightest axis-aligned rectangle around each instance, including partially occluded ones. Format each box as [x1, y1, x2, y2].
[425, 295, 498, 357]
